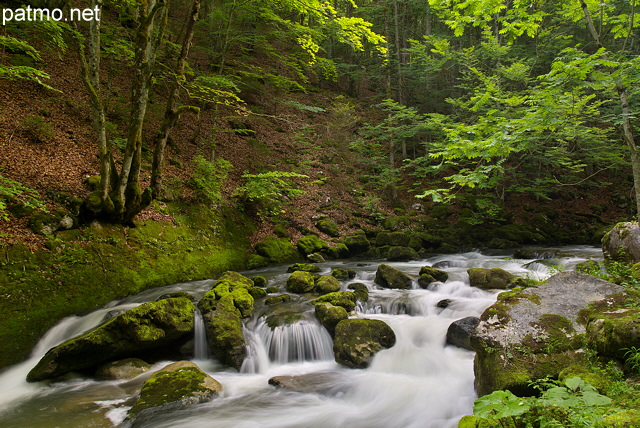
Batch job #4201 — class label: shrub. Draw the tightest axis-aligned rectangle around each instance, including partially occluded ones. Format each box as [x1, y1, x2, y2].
[191, 155, 233, 205]
[235, 171, 307, 217]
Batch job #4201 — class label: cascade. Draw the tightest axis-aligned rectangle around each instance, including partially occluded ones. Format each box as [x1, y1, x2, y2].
[0, 246, 603, 427]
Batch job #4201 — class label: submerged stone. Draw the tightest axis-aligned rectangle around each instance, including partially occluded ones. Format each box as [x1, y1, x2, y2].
[446, 317, 480, 351]
[95, 358, 151, 380]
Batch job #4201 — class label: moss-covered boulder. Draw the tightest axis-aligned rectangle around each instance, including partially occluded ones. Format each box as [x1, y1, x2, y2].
[471, 272, 624, 396]
[468, 268, 515, 290]
[197, 271, 258, 370]
[333, 319, 396, 368]
[374, 264, 413, 289]
[311, 291, 357, 312]
[375, 231, 411, 247]
[602, 222, 640, 263]
[27, 298, 195, 382]
[286, 270, 316, 293]
[200, 295, 246, 370]
[585, 308, 640, 359]
[95, 358, 151, 380]
[314, 303, 348, 336]
[420, 266, 449, 282]
[316, 218, 340, 237]
[347, 283, 369, 302]
[287, 263, 321, 273]
[255, 237, 301, 264]
[264, 294, 292, 305]
[315, 275, 341, 294]
[331, 268, 356, 280]
[125, 361, 221, 427]
[297, 234, 330, 256]
[251, 276, 268, 288]
[387, 246, 419, 261]
[343, 233, 370, 256]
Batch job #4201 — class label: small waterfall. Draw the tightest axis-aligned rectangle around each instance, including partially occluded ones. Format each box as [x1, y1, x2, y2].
[242, 318, 334, 373]
[193, 309, 209, 361]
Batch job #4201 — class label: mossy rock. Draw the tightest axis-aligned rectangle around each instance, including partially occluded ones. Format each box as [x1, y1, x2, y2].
[315, 275, 341, 294]
[468, 268, 515, 290]
[248, 286, 267, 299]
[27, 298, 196, 382]
[266, 286, 280, 294]
[126, 361, 221, 425]
[230, 288, 255, 318]
[374, 264, 413, 289]
[201, 295, 246, 370]
[297, 234, 329, 255]
[255, 237, 301, 264]
[347, 283, 369, 302]
[376, 231, 410, 247]
[343, 234, 370, 256]
[333, 319, 396, 368]
[311, 291, 357, 312]
[264, 311, 303, 328]
[216, 271, 254, 290]
[265, 294, 291, 305]
[247, 254, 270, 269]
[387, 246, 419, 261]
[307, 252, 326, 263]
[420, 266, 448, 282]
[287, 263, 321, 273]
[586, 308, 640, 359]
[251, 276, 268, 288]
[602, 222, 640, 263]
[84, 175, 101, 190]
[314, 303, 348, 336]
[331, 268, 356, 280]
[316, 218, 340, 237]
[286, 270, 316, 293]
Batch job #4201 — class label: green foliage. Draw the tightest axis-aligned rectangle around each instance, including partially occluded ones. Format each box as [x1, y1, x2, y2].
[191, 156, 233, 206]
[0, 173, 47, 221]
[474, 377, 613, 427]
[623, 347, 640, 374]
[235, 171, 307, 217]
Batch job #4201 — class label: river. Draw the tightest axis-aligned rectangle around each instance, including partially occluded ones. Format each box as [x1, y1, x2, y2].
[0, 246, 602, 427]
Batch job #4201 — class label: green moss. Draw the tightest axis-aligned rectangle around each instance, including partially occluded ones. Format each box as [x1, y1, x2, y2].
[286, 270, 316, 293]
[287, 263, 321, 273]
[230, 288, 254, 318]
[265, 294, 291, 305]
[255, 237, 300, 264]
[129, 367, 212, 414]
[316, 218, 339, 237]
[315, 275, 341, 294]
[311, 291, 357, 311]
[0, 203, 253, 370]
[297, 234, 329, 255]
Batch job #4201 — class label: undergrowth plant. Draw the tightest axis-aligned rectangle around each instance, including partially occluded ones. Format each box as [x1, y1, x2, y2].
[191, 155, 233, 206]
[235, 171, 307, 217]
[473, 377, 612, 427]
[0, 173, 47, 221]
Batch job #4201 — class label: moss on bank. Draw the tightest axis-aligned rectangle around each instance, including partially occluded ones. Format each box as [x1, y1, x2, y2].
[0, 203, 254, 369]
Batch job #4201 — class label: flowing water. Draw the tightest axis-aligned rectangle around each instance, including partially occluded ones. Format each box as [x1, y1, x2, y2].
[0, 246, 602, 427]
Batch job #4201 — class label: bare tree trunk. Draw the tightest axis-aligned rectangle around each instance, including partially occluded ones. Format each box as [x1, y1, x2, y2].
[578, 0, 640, 216]
[151, 0, 201, 199]
[77, 0, 114, 214]
[114, 0, 168, 222]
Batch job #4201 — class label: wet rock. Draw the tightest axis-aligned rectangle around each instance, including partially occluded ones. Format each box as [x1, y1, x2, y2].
[333, 319, 396, 368]
[315, 275, 341, 294]
[418, 266, 449, 288]
[437, 299, 452, 309]
[307, 253, 326, 263]
[27, 298, 195, 382]
[375, 264, 413, 289]
[286, 271, 316, 293]
[602, 222, 640, 263]
[467, 268, 515, 290]
[446, 317, 480, 351]
[331, 268, 356, 280]
[95, 358, 151, 380]
[315, 303, 348, 336]
[347, 283, 369, 302]
[287, 263, 321, 273]
[471, 272, 624, 396]
[251, 276, 268, 288]
[265, 294, 291, 305]
[269, 371, 346, 395]
[124, 361, 221, 428]
[311, 291, 357, 312]
[513, 248, 561, 259]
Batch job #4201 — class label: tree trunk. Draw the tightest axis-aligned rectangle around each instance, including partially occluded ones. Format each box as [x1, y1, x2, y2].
[151, 0, 201, 199]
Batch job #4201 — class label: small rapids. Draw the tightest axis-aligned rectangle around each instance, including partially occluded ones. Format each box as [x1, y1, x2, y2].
[0, 246, 602, 427]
